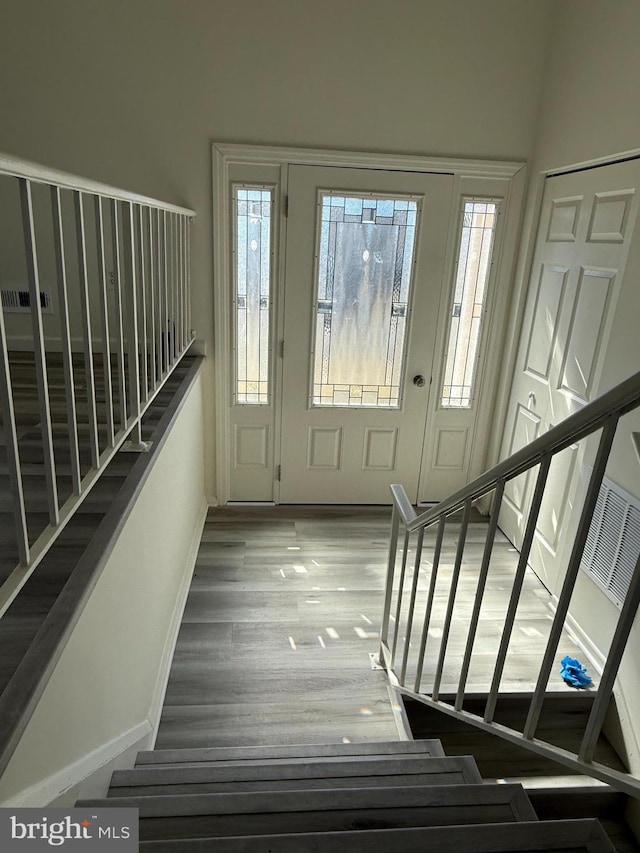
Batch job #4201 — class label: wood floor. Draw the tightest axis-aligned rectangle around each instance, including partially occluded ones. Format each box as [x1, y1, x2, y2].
[156, 505, 591, 750]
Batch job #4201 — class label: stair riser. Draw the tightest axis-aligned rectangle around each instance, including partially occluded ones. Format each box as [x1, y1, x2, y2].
[134, 739, 445, 767]
[80, 784, 535, 823]
[136, 820, 616, 853]
[529, 789, 626, 820]
[111, 771, 480, 796]
[137, 804, 530, 842]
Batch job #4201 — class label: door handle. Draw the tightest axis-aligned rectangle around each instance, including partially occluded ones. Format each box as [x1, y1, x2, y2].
[413, 374, 426, 387]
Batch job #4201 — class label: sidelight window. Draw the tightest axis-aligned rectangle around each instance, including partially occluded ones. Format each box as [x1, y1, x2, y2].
[441, 198, 498, 408]
[233, 186, 273, 404]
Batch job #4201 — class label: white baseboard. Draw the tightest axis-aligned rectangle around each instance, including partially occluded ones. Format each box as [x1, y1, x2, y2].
[612, 681, 640, 775]
[552, 598, 606, 675]
[1, 721, 151, 808]
[148, 497, 208, 743]
[1, 499, 207, 808]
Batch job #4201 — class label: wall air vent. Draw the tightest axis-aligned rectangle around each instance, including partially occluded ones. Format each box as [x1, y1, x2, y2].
[1, 288, 53, 314]
[581, 475, 640, 609]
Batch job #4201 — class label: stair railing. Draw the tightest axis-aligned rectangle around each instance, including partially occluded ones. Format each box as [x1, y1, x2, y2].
[380, 369, 640, 796]
[0, 153, 195, 616]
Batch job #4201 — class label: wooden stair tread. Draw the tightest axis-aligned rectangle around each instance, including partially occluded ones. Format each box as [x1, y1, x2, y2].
[134, 739, 445, 767]
[80, 783, 538, 841]
[109, 754, 482, 795]
[137, 819, 616, 852]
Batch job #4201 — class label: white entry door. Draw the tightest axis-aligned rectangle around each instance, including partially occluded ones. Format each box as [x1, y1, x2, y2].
[499, 159, 640, 592]
[279, 166, 454, 503]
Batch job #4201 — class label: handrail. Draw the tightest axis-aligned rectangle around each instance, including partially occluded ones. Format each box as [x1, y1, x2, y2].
[381, 369, 640, 796]
[0, 152, 195, 216]
[406, 368, 640, 532]
[390, 483, 418, 526]
[0, 153, 196, 615]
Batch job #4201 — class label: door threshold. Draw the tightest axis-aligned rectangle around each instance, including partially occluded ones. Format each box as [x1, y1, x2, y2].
[226, 501, 277, 506]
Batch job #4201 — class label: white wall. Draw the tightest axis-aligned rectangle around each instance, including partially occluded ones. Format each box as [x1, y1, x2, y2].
[0, 0, 553, 497]
[533, 0, 640, 172]
[0, 369, 207, 806]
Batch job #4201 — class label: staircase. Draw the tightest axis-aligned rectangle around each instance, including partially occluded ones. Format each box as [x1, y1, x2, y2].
[77, 740, 617, 851]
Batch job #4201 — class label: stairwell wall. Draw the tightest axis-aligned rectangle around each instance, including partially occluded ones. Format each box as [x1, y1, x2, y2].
[0, 366, 208, 806]
[0, 0, 553, 501]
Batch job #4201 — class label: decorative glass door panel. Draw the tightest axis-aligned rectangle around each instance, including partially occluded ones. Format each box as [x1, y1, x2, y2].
[312, 195, 418, 408]
[280, 165, 454, 504]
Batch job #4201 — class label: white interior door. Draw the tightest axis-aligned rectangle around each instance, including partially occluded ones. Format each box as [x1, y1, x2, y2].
[499, 159, 640, 592]
[279, 165, 454, 503]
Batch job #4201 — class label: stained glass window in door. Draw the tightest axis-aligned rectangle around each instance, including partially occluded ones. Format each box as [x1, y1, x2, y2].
[441, 198, 498, 408]
[234, 186, 272, 404]
[312, 194, 418, 407]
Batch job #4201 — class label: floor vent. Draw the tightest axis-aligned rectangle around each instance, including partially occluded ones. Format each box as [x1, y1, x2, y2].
[1, 288, 53, 314]
[581, 475, 640, 608]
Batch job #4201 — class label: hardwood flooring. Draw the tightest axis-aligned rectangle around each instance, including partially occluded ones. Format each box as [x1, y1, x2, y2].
[156, 506, 592, 750]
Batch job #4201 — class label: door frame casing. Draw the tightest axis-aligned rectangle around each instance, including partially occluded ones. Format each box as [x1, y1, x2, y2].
[212, 143, 525, 506]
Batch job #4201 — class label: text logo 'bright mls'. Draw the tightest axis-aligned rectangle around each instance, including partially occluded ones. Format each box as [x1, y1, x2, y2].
[1, 808, 138, 850]
[11, 816, 94, 845]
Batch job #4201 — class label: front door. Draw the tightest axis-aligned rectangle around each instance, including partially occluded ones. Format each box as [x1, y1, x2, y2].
[279, 166, 454, 503]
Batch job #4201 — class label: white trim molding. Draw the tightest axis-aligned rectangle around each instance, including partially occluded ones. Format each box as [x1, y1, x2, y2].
[212, 142, 526, 505]
[213, 143, 524, 180]
[0, 721, 152, 807]
[148, 498, 208, 742]
[546, 147, 640, 178]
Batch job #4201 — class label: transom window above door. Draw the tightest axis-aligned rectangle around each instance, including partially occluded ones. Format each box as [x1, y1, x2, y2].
[311, 193, 419, 408]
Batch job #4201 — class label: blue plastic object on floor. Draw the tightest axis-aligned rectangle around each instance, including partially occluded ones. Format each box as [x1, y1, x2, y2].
[560, 655, 593, 688]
